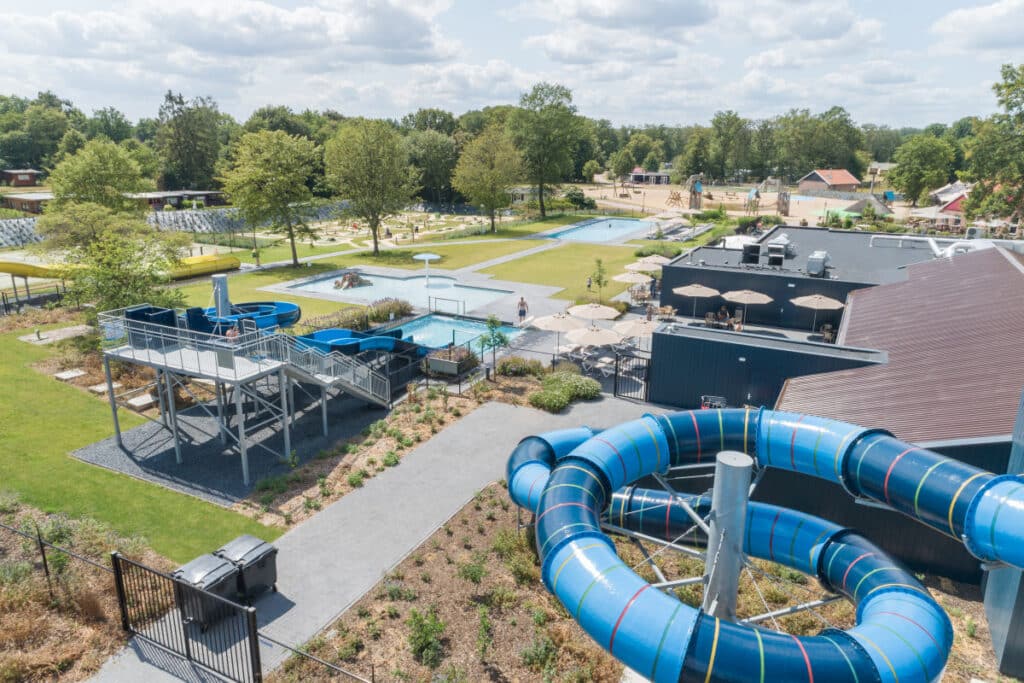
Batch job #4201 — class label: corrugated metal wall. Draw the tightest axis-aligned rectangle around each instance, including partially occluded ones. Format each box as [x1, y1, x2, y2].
[660, 264, 863, 329]
[648, 331, 875, 409]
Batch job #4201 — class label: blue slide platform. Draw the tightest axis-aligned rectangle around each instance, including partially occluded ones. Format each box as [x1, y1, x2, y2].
[506, 408, 1024, 683]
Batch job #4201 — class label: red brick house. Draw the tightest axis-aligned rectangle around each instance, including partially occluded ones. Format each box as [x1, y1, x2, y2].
[2, 169, 41, 187]
[797, 169, 861, 193]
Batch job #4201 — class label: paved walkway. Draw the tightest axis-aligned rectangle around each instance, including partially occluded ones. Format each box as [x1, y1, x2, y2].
[91, 397, 657, 682]
[453, 239, 562, 274]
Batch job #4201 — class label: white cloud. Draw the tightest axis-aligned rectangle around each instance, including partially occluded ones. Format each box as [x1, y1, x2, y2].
[518, 0, 716, 32]
[931, 0, 1024, 51]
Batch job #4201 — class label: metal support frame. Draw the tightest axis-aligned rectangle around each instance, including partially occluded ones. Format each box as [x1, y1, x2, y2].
[741, 595, 844, 625]
[652, 472, 712, 536]
[164, 370, 183, 464]
[278, 368, 290, 463]
[702, 451, 752, 621]
[320, 386, 328, 437]
[103, 355, 122, 447]
[236, 384, 250, 485]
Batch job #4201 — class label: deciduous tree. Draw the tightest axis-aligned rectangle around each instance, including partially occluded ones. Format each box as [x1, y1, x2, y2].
[156, 91, 221, 189]
[47, 138, 151, 213]
[889, 135, 955, 205]
[452, 125, 522, 233]
[220, 130, 318, 267]
[324, 119, 418, 255]
[507, 82, 580, 217]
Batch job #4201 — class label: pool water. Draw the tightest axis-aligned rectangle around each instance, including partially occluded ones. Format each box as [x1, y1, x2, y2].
[289, 273, 511, 311]
[389, 314, 521, 349]
[548, 217, 654, 243]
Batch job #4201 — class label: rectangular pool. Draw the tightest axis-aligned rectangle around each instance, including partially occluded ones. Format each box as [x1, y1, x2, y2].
[288, 273, 511, 311]
[548, 217, 654, 243]
[388, 314, 521, 349]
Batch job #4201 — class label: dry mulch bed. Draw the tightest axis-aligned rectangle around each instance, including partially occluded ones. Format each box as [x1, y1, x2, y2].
[0, 494, 169, 682]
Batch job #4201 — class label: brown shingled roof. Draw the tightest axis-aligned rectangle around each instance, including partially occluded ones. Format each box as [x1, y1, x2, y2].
[777, 248, 1024, 443]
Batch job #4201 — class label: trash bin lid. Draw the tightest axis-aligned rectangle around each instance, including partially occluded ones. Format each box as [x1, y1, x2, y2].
[215, 534, 277, 567]
[173, 553, 237, 589]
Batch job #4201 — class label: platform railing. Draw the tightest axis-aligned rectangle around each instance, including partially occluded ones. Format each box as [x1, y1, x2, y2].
[98, 307, 391, 405]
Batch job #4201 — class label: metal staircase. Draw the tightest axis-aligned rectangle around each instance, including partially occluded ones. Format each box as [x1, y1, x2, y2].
[99, 307, 392, 407]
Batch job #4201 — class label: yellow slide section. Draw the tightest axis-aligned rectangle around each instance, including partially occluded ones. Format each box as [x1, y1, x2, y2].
[0, 254, 240, 281]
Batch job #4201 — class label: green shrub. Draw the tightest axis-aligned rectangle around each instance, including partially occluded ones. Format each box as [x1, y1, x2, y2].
[496, 355, 546, 378]
[634, 242, 682, 258]
[551, 360, 581, 375]
[0, 560, 33, 585]
[542, 372, 601, 401]
[407, 607, 446, 668]
[336, 634, 364, 661]
[696, 207, 726, 221]
[368, 297, 413, 323]
[528, 389, 571, 413]
[492, 528, 528, 560]
[477, 605, 493, 658]
[347, 470, 368, 488]
[507, 553, 540, 585]
[0, 490, 19, 514]
[386, 582, 418, 601]
[458, 554, 488, 584]
[383, 451, 400, 467]
[520, 634, 558, 670]
[486, 585, 519, 612]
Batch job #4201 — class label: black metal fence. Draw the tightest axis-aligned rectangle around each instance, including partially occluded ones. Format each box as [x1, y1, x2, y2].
[0, 520, 369, 682]
[614, 353, 650, 401]
[1, 280, 68, 315]
[111, 552, 263, 682]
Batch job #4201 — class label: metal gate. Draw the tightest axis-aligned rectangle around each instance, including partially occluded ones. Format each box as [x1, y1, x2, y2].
[111, 552, 262, 683]
[614, 354, 650, 402]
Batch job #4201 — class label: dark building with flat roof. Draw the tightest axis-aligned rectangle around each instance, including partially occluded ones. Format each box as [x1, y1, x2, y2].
[660, 226, 937, 329]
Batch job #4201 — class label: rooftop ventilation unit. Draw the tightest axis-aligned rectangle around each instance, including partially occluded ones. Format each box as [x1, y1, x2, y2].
[807, 250, 831, 277]
[741, 243, 761, 264]
[767, 233, 798, 258]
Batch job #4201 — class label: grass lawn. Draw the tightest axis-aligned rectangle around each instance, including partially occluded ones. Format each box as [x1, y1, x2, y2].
[234, 240, 353, 265]
[0, 326, 279, 563]
[176, 240, 546, 317]
[418, 214, 584, 242]
[480, 242, 638, 301]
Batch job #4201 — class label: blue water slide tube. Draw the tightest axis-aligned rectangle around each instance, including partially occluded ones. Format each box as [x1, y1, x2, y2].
[294, 327, 404, 354]
[506, 409, 1024, 682]
[190, 301, 302, 331]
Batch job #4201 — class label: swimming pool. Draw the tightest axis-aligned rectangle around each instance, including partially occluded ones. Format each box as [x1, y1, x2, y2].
[289, 273, 511, 311]
[548, 217, 654, 243]
[389, 314, 521, 349]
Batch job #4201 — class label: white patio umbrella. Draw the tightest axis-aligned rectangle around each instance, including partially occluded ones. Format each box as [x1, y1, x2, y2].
[639, 254, 672, 265]
[413, 252, 441, 287]
[613, 272, 653, 284]
[532, 313, 587, 355]
[672, 283, 720, 319]
[721, 289, 774, 325]
[624, 261, 662, 272]
[790, 294, 845, 332]
[613, 319, 659, 338]
[567, 325, 622, 347]
[568, 303, 620, 320]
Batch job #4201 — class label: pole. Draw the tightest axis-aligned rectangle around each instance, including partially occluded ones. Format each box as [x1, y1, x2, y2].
[215, 381, 227, 445]
[236, 385, 250, 485]
[279, 368, 290, 463]
[103, 355, 122, 447]
[702, 451, 752, 621]
[165, 371, 182, 465]
[320, 386, 328, 437]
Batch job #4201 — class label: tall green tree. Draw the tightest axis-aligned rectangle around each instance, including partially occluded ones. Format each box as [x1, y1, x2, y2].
[452, 125, 522, 233]
[507, 82, 580, 217]
[54, 128, 87, 164]
[581, 159, 602, 182]
[609, 149, 635, 180]
[964, 63, 1024, 223]
[86, 107, 133, 142]
[156, 91, 221, 189]
[243, 105, 312, 139]
[401, 108, 457, 136]
[36, 201, 151, 251]
[680, 128, 713, 177]
[47, 138, 150, 213]
[407, 129, 458, 205]
[889, 135, 955, 205]
[324, 119, 418, 255]
[709, 110, 751, 180]
[220, 130, 318, 267]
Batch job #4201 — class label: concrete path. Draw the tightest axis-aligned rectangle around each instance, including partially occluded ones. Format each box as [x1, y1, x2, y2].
[454, 239, 562, 273]
[91, 396, 657, 682]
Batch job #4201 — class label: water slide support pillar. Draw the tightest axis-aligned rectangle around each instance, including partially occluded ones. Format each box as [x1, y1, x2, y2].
[236, 385, 250, 486]
[212, 273, 230, 317]
[103, 355, 122, 448]
[215, 381, 227, 445]
[702, 451, 752, 621]
[164, 371, 182, 465]
[320, 386, 328, 437]
[278, 368, 290, 463]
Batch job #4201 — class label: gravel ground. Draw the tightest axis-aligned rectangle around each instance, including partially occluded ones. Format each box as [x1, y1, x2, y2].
[72, 379, 387, 506]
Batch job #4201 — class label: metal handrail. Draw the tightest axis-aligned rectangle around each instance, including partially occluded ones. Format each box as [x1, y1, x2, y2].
[99, 307, 391, 404]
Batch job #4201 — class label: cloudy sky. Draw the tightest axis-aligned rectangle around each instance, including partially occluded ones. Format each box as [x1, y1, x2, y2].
[0, 0, 1021, 127]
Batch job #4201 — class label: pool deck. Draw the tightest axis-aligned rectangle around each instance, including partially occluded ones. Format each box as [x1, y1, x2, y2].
[260, 262, 570, 322]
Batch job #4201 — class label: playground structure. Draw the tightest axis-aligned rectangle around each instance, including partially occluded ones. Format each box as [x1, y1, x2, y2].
[98, 276, 424, 484]
[0, 254, 241, 311]
[507, 408, 1024, 682]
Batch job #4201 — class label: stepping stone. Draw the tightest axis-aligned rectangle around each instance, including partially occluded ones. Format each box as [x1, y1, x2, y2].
[88, 382, 122, 395]
[54, 369, 86, 382]
[127, 394, 157, 410]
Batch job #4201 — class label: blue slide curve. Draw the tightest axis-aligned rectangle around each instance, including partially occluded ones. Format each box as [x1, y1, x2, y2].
[505, 408, 1024, 682]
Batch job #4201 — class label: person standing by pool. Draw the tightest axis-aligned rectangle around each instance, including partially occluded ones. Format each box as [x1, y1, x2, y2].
[516, 297, 529, 325]
[586, 276, 592, 291]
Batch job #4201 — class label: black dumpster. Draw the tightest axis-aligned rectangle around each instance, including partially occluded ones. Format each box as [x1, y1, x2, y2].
[215, 535, 278, 600]
[173, 554, 239, 630]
